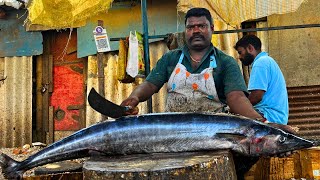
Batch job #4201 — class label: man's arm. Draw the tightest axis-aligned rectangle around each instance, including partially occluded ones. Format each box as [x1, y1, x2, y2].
[226, 91, 262, 119]
[120, 81, 159, 115]
[248, 90, 265, 105]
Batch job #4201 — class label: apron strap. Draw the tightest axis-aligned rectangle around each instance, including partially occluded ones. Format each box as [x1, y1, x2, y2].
[209, 55, 217, 68]
[178, 52, 184, 64]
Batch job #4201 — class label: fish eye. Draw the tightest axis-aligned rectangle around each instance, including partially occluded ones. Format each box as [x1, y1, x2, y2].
[278, 136, 286, 143]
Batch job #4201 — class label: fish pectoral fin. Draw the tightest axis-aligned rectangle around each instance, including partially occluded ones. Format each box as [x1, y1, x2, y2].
[215, 132, 247, 141]
[88, 150, 109, 157]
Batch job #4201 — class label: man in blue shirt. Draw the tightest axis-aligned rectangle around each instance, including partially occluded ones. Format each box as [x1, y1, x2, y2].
[234, 35, 289, 125]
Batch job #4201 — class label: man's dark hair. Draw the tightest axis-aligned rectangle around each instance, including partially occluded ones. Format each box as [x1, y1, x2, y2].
[234, 34, 262, 51]
[185, 8, 213, 25]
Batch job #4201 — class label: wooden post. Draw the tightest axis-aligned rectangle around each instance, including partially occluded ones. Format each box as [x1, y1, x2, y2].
[48, 106, 54, 144]
[97, 20, 106, 120]
[253, 157, 271, 180]
[83, 150, 237, 180]
[47, 55, 54, 143]
[299, 149, 314, 179]
[41, 54, 53, 144]
[97, 20, 105, 98]
[293, 151, 303, 178]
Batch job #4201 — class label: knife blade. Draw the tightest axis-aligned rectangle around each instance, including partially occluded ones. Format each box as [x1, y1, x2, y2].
[88, 88, 130, 118]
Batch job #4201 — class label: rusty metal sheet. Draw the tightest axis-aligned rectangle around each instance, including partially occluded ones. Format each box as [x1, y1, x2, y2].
[288, 85, 320, 140]
[0, 9, 42, 57]
[0, 56, 33, 148]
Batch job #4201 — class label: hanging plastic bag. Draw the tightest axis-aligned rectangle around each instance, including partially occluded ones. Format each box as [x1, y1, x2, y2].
[126, 31, 145, 78]
[136, 31, 145, 77]
[117, 38, 135, 83]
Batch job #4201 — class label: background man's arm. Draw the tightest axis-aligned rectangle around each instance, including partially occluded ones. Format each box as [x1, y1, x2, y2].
[248, 90, 265, 105]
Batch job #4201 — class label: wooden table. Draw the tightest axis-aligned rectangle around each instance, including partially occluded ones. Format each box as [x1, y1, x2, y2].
[83, 150, 237, 180]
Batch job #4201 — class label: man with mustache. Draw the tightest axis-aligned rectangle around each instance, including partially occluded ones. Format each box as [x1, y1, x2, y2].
[234, 34, 289, 125]
[121, 8, 291, 179]
[121, 7, 263, 121]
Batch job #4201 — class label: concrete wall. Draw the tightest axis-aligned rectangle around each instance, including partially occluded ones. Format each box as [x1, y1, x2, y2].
[268, 0, 320, 87]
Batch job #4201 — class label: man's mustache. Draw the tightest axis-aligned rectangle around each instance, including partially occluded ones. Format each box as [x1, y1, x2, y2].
[189, 35, 205, 42]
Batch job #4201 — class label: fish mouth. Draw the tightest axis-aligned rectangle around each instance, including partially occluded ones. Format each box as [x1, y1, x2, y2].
[280, 134, 314, 152]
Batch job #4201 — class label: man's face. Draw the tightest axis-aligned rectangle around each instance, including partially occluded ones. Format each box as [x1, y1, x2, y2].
[185, 16, 213, 50]
[236, 47, 255, 66]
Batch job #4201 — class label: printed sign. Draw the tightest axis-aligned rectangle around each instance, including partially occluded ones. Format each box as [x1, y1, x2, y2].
[93, 26, 111, 52]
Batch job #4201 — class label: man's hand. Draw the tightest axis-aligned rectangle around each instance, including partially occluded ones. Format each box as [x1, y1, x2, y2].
[121, 96, 139, 115]
[125, 106, 139, 115]
[120, 81, 158, 116]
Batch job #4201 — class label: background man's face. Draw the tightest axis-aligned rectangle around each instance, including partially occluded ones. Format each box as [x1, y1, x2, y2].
[236, 47, 255, 66]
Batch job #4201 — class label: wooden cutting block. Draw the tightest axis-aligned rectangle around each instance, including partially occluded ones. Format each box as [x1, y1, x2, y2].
[83, 150, 237, 180]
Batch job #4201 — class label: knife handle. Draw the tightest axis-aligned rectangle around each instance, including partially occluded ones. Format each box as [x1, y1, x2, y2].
[124, 106, 139, 115]
[124, 106, 132, 111]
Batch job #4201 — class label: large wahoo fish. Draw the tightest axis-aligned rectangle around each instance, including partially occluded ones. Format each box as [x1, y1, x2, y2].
[0, 112, 315, 179]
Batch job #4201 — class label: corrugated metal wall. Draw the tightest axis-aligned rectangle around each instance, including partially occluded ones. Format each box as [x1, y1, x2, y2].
[86, 41, 169, 126]
[0, 56, 33, 148]
[288, 85, 320, 140]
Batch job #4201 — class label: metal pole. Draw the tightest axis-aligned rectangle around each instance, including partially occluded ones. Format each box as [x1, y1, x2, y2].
[109, 23, 320, 41]
[212, 23, 320, 34]
[141, 0, 152, 113]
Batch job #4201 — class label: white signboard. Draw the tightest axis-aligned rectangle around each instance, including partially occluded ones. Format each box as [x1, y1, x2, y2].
[93, 26, 111, 52]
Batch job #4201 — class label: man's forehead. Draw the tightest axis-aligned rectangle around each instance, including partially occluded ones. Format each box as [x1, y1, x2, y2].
[236, 47, 246, 52]
[186, 16, 209, 24]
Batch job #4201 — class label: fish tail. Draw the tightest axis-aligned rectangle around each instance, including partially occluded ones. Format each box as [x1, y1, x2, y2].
[0, 153, 23, 179]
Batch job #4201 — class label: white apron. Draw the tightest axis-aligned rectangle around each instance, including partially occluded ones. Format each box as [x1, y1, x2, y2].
[166, 52, 225, 112]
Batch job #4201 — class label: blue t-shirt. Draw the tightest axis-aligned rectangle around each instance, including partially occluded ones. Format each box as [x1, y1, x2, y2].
[248, 52, 289, 124]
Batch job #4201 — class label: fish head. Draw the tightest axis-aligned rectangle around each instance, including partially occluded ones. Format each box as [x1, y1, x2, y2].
[248, 126, 314, 156]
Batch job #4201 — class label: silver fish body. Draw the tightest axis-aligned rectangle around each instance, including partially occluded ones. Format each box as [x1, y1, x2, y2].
[0, 112, 314, 179]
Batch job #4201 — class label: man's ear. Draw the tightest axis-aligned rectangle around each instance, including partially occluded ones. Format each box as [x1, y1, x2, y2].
[210, 24, 214, 31]
[247, 44, 255, 53]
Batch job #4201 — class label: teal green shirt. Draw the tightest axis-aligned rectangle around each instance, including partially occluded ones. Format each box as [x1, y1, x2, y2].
[146, 44, 248, 104]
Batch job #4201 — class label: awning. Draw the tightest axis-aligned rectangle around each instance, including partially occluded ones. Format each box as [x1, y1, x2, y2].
[27, 0, 113, 29]
[177, 0, 306, 25]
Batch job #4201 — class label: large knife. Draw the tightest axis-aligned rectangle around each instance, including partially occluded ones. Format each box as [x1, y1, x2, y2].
[88, 88, 131, 118]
